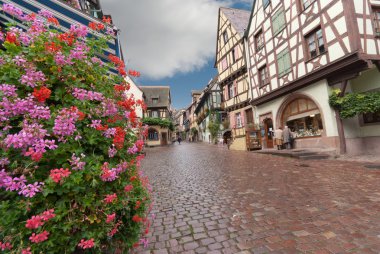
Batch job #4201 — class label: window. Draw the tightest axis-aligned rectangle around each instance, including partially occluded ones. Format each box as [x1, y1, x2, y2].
[263, 0, 270, 8]
[231, 48, 236, 63]
[228, 83, 235, 99]
[301, 0, 314, 10]
[306, 28, 325, 59]
[223, 30, 228, 44]
[221, 57, 228, 71]
[235, 112, 242, 128]
[277, 49, 291, 77]
[151, 110, 159, 118]
[363, 111, 380, 124]
[372, 7, 380, 35]
[272, 7, 286, 36]
[152, 98, 158, 104]
[245, 108, 254, 124]
[255, 30, 264, 51]
[148, 129, 159, 140]
[258, 65, 269, 87]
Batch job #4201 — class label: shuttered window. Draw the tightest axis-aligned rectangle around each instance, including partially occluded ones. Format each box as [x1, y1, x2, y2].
[272, 8, 286, 36]
[277, 49, 291, 77]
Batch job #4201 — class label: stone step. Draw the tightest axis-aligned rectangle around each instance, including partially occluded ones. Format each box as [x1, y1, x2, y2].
[299, 154, 331, 160]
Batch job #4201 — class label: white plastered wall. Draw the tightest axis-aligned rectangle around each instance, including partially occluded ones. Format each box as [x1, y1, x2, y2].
[255, 80, 339, 137]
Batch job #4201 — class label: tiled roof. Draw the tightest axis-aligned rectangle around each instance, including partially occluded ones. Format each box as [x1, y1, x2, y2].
[139, 86, 171, 108]
[221, 7, 251, 37]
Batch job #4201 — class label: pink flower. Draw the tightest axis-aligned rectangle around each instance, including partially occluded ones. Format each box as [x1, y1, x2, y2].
[18, 182, 44, 198]
[104, 193, 117, 204]
[106, 213, 116, 223]
[25, 215, 44, 229]
[22, 247, 32, 254]
[29, 231, 49, 243]
[78, 238, 95, 249]
[50, 168, 71, 183]
[124, 184, 133, 192]
[0, 241, 12, 251]
[25, 209, 55, 229]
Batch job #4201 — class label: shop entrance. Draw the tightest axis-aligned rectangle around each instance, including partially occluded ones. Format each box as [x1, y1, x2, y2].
[263, 118, 274, 148]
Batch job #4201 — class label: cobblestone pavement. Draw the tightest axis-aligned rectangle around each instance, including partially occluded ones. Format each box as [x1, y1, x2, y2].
[135, 143, 380, 254]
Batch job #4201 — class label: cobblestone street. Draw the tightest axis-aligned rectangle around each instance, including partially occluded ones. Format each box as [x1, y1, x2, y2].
[136, 143, 380, 254]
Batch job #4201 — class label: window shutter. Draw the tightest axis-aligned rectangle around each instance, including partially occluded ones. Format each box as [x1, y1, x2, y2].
[229, 113, 235, 129]
[277, 53, 284, 76]
[224, 86, 228, 100]
[233, 80, 237, 96]
[283, 51, 291, 73]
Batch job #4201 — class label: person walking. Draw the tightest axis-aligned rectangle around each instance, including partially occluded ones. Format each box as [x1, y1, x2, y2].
[178, 136, 182, 145]
[274, 127, 283, 150]
[282, 126, 291, 149]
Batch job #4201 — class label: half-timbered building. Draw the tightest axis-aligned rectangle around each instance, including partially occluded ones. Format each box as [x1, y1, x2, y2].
[216, 7, 253, 150]
[246, 0, 380, 154]
[140, 86, 172, 146]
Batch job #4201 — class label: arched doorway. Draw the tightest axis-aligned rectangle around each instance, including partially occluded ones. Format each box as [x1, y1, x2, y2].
[278, 96, 324, 138]
[263, 118, 274, 148]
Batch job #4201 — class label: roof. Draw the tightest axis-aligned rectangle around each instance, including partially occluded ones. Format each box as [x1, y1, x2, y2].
[220, 7, 251, 37]
[139, 86, 171, 108]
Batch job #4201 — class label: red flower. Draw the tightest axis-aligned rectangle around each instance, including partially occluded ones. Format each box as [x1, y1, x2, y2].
[25, 215, 44, 229]
[0, 241, 12, 251]
[58, 33, 75, 46]
[134, 200, 141, 210]
[113, 127, 126, 149]
[104, 193, 117, 204]
[50, 168, 71, 183]
[102, 16, 112, 24]
[47, 17, 59, 26]
[25, 147, 43, 162]
[106, 213, 116, 223]
[32, 87, 51, 103]
[77, 111, 86, 120]
[45, 42, 62, 52]
[5, 32, 19, 45]
[78, 238, 95, 249]
[132, 215, 143, 223]
[29, 231, 49, 243]
[124, 184, 133, 192]
[130, 175, 138, 182]
[96, 124, 108, 131]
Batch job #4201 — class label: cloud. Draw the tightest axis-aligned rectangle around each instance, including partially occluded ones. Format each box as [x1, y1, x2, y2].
[101, 0, 250, 80]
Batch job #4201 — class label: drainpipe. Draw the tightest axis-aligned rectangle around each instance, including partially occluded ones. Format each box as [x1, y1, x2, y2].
[335, 80, 348, 154]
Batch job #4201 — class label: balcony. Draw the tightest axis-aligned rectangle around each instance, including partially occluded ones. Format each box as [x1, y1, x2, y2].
[62, 0, 103, 19]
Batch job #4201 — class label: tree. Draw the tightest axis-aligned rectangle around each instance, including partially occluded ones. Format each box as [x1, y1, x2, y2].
[0, 4, 151, 253]
[208, 112, 221, 144]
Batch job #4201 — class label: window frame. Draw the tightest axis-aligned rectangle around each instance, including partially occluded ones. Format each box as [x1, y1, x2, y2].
[263, 0, 271, 9]
[235, 112, 242, 128]
[223, 30, 228, 44]
[372, 6, 380, 36]
[255, 29, 264, 51]
[152, 98, 158, 105]
[151, 110, 159, 118]
[231, 48, 236, 64]
[258, 65, 269, 87]
[148, 129, 159, 140]
[300, 0, 315, 10]
[228, 83, 235, 99]
[305, 27, 326, 60]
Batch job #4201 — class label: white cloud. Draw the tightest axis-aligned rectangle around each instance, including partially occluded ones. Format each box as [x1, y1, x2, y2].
[101, 0, 251, 80]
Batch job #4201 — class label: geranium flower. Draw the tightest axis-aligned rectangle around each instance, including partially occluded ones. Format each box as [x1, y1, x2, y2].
[78, 238, 94, 249]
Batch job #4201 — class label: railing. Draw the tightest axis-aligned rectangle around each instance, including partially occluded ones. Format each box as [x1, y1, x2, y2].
[78, 0, 103, 19]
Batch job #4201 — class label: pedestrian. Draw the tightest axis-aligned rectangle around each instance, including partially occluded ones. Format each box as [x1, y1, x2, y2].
[274, 127, 283, 150]
[282, 126, 291, 150]
[178, 136, 182, 145]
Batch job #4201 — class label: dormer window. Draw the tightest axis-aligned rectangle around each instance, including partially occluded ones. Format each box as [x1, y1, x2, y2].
[152, 98, 158, 104]
[223, 30, 228, 44]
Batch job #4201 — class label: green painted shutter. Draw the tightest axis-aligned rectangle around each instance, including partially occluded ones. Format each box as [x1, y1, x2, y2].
[283, 51, 291, 74]
[277, 52, 284, 76]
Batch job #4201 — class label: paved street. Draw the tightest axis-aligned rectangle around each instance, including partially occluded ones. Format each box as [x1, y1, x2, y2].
[136, 143, 380, 254]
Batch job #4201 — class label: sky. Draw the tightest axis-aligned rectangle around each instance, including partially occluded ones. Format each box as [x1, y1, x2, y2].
[101, 0, 253, 109]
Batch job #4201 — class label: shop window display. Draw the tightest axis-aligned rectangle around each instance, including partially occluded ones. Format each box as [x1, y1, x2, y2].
[281, 98, 323, 138]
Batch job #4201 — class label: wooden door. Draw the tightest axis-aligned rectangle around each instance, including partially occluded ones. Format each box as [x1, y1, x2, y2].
[161, 133, 168, 145]
[264, 118, 274, 148]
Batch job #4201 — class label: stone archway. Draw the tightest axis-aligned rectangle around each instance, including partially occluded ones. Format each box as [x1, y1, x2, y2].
[276, 94, 325, 139]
